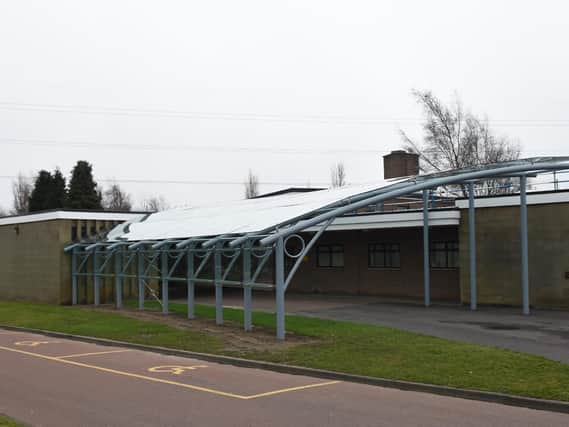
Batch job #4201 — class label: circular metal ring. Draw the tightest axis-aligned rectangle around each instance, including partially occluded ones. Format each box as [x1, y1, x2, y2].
[222, 248, 239, 259]
[194, 249, 210, 259]
[284, 234, 305, 259]
[252, 246, 272, 258]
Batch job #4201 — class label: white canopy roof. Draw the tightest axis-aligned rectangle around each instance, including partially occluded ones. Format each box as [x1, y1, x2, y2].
[109, 181, 401, 242]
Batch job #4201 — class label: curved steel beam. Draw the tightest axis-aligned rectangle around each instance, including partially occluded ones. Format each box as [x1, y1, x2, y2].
[259, 158, 569, 246]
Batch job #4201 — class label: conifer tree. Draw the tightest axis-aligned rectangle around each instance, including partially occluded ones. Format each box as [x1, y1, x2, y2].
[29, 170, 67, 212]
[67, 161, 102, 210]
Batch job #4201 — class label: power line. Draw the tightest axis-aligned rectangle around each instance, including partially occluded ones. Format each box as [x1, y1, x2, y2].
[0, 137, 381, 155]
[0, 102, 416, 124]
[0, 175, 333, 186]
[1, 101, 568, 127]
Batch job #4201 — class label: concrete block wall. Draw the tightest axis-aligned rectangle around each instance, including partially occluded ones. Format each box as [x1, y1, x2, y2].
[0, 220, 66, 303]
[0, 218, 138, 305]
[459, 203, 569, 308]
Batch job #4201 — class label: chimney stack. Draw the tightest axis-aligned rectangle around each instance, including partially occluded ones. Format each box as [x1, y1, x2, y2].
[383, 150, 419, 179]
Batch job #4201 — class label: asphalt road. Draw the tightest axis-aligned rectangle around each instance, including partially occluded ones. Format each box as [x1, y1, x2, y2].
[1, 329, 568, 427]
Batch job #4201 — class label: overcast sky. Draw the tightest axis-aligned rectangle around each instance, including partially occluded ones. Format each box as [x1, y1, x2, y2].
[1, 0, 568, 211]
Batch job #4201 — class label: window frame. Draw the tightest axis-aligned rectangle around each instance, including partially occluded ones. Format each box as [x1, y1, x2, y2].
[316, 244, 345, 268]
[368, 242, 401, 269]
[430, 241, 459, 269]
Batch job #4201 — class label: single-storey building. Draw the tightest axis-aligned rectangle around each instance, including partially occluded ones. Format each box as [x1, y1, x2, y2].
[0, 210, 146, 304]
[1, 152, 568, 315]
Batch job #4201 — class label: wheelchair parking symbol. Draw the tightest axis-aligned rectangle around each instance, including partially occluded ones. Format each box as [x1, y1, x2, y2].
[148, 365, 207, 375]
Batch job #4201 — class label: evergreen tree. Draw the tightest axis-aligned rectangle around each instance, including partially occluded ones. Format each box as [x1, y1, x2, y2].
[67, 161, 102, 210]
[52, 169, 68, 208]
[29, 170, 67, 212]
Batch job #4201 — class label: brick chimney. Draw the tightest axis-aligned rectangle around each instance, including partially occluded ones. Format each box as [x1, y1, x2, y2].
[383, 150, 419, 179]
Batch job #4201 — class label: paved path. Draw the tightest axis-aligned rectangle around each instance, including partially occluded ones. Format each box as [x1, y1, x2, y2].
[196, 292, 569, 364]
[1, 329, 568, 426]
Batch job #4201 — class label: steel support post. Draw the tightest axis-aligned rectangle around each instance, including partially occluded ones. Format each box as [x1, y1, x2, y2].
[71, 248, 78, 305]
[93, 250, 100, 306]
[137, 249, 145, 310]
[187, 247, 195, 319]
[520, 175, 530, 315]
[422, 190, 430, 307]
[468, 182, 477, 310]
[275, 237, 286, 340]
[115, 248, 123, 309]
[161, 248, 169, 314]
[214, 243, 223, 325]
[242, 243, 252, 332]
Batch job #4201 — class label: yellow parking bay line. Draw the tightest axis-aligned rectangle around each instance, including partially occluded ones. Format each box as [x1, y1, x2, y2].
[0, 345, 339, 400]
[56, 349, 133, 359]
[244, 380, 341, 400]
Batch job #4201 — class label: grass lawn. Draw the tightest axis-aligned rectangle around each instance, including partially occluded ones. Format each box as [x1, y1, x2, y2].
[0, 415, 26, 427]
[1, 300, 569, 402]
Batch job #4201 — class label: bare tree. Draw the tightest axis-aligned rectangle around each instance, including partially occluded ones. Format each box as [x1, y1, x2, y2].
[400, 90, 521, 196]
[143, 196, 169, 212]
[12, 173, 32, 215]
[244, 169, 259, 199]
[103, 182, 132, 211]
[330, 162, 346, 188]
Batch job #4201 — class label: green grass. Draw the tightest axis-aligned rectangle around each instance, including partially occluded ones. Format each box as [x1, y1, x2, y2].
[0, 301, 222, 353]
[2, 300, 569, 402]
[0, 415, 26, 427]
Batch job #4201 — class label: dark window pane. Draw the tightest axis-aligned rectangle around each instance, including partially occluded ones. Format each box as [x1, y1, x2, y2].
[331, 251, 344, 267]
[317, 245, 343, 268]
[368, 243, 400, 268]
[430, 241, 459, 269]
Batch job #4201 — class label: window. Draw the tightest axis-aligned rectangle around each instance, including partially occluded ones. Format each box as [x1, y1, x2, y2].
[317, 245, 344, 268]
[368, 243, 400, 268]
[71, 225, 78, 242]
[431, 242, 459, 269]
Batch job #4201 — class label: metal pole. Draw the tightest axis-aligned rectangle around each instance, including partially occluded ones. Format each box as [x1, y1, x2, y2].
[137, 249, 144, 310]
[93, 250, 100, 306]
[161, 248, 169, 314]
[243, 243, 252, 331]
[275, 237, 286, 340]
[520, 175, 530, 315]
[422, 189, 430, 307]
[214, 243, 223, 325]
[468, 182, 477, 310]
[115, 248, 123, 309]
[187, 246, 195, 319]
[71, 248, 78, 305]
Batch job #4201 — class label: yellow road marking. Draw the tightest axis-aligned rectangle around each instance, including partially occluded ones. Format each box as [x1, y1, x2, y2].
[245, 380, 341, 399]
[56, 349, 133, 359]
[15, 340, 60, 347]
[148, 365, 207, 375]
[0, 345, 339, 400]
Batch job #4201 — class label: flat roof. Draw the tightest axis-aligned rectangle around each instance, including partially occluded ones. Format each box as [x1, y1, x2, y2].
[455, 189, 569, 209]
[0, 210, 147, 227]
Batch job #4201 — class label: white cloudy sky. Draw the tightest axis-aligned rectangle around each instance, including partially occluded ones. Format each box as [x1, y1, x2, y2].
[1, 0, 568, 211]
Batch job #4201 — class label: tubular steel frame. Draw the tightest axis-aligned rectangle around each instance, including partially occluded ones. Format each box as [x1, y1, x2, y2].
[65, 157, 569, 339]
